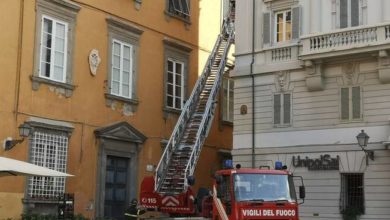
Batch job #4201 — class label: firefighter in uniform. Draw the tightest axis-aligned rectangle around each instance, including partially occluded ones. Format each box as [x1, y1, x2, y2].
[124, 199, 145, 220]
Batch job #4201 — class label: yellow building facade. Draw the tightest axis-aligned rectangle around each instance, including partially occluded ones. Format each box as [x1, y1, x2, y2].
[0, 0, 232, 219]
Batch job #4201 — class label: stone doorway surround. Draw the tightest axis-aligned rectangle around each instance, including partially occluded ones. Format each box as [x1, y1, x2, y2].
[94, 121, 146, 218]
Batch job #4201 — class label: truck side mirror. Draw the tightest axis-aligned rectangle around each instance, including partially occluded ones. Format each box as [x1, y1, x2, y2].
[217, 187, 223, 199]
[215, 175, 222, 184]
[215, 175, 223, 199]
[299, 186, 306, 199]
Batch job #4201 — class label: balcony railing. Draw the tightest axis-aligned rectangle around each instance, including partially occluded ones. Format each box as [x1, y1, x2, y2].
[263, 44, 299, 64]
[301, 23, 390, 59]
[272, 47, 292, 61]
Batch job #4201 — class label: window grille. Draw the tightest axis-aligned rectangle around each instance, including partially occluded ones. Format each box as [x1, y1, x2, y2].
[168, 0, 190, 19]
[340, 173, 365, 214]
[27, 131, 68, 199]
[166, 58, 184, 110]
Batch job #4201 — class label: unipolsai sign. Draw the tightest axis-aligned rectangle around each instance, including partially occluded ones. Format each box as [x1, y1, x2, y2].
[292, 154, 339, 170]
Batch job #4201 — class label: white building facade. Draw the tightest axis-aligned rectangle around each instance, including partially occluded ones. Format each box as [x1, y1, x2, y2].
[233, 0, 390, 219]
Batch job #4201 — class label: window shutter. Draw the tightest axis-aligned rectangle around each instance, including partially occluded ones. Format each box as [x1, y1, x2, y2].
[291, 7, 301, 40]
[274, 94, 281, 124]
[351, 0, 359, 27]
[340, 0, 348, 28]
[283, 94, 291, 124]
[352, 86, 361, 119]
[341, 88, 349, 120]
[263, 12, 271, 45]
[229, 81, 234, 121]
[131, 68, 136, 99]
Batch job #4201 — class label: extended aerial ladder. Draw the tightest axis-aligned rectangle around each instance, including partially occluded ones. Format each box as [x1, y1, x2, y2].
[140, 1, 235, 215]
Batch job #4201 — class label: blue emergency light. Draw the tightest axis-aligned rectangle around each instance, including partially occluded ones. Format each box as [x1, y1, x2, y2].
[223, 159, 233, 169]
[275, 161, 283, 170]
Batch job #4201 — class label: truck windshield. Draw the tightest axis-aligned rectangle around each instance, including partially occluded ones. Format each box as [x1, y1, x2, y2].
[233, 174, 296, 202]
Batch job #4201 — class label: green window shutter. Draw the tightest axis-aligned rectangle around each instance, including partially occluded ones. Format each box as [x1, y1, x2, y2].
[274, 94, 281, 124]
[341, 88, 349, 120]
[340, 0, 348, 28]
[263, 12, 271, 45]
[283, 94, 291, 124]
[351, 0, 359, 27]
[292, 7, 301, 40]
[352, 86, 361, 119]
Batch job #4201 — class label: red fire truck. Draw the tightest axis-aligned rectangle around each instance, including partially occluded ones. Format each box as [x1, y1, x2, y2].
[140, 162, 305, 220]
[139, 1, 305, 218]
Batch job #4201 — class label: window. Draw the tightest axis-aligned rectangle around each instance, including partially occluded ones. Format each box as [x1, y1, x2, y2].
[32, 0, 80, 97]
[234, 174, 296, 202]
[166, 59, 184, 110]
[222, 77, 234, 122]
[111, 40, 133, 99]
[39, 16, 68, 83]
[340, 173, 364, 215]
[274, 93, 291, 126]
[163, 39, 191, 113]
[275, 10, 291, 43]
[335, 0, 367, 29]
[341, 86, 361, 120]
[167, 0, 190, 20]
[263, 6, 300, 45]
[340, 0, 359, 28]
[27, 131, 69, 199]
[106, 17, 143, 107]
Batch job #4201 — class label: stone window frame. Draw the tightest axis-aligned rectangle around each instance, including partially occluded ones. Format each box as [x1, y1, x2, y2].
[32, 0, 80, 98]
[263, 0, 301, 47]
[22, 117, 73, 214]
[105, 17, 143, 108]
[163, 39, 191, 115]
[165, 0, 191, 24]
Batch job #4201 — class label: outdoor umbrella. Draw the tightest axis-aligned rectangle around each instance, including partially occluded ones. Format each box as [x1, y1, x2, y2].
[0, 156, 73, 177]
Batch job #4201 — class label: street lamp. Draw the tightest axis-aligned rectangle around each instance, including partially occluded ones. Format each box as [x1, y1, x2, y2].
[356, 130, 374, 165]
[4, 123, 32, 151]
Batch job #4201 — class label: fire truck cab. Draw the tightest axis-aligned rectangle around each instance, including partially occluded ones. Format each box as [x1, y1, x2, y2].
[212, 162, 305, 220]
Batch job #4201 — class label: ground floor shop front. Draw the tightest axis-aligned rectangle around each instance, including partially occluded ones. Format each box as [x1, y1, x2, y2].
[233, 129, 390, 220]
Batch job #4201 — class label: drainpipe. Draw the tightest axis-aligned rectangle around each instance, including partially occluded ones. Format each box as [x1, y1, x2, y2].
[250, 0, 256, 168]
[14, 0, 24, 121]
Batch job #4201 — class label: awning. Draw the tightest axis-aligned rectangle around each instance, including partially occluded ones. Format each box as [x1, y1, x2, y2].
[0, 156, 73, 177]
